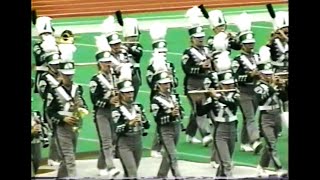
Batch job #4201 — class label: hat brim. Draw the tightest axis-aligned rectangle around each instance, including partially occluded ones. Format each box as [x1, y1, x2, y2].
[120, 86, 134, 93]
[48, 59, 60, 65]
[192, 32, 205, 38]
[221, 79, 235, 85]
[260, 69, 274, 75]
[242, 39, 256, 44]
[60, 69, 75, 75]
[158, 78, 172, 84]
[155, 47, 168, 52]
[108, 39, 121, 45]
[98, 57, 113, 62]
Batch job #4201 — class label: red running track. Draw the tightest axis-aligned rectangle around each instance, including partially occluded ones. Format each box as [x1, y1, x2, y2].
[32, 0, 287, 18]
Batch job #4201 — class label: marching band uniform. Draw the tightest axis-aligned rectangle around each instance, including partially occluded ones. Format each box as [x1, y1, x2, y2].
[151, 71, 182, 178]
[182, 7, 212, 146]
[263, 11, 289, 135]
[122, 18, 143, 101]
[206, 33, 231, 168]
[89, 51, 121, 177]
[46, 61, 88, 178]
[207, 10, 241, 53]
[253, 57, 287, 177]
[112, 64, 150, 177]
[147, 23, 180, 157]
[38, 53, 62, 166]
[267, 11, 289, 74]
[196, 54, 240, 177]
[33, 16, 59, 93]
[232, 13, 262, 153]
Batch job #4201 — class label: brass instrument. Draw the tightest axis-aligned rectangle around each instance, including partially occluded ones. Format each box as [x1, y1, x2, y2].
[56, 30, 75, 44]
[71, 96, 89, 132]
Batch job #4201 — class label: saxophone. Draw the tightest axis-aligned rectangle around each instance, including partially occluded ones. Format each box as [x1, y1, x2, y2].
[71, 96, 89, 132]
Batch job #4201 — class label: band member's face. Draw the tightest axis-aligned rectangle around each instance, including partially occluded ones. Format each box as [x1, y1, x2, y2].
[158, 51, 167, 57]
[61, 73, 73, 86]
[242, 43, 255, 53]
[158, 82, 171, 93]
[277, 27, 289, 42]
[222, 83, 235, 89]
[121, 91, 134, 103]
[99, 61, 112, 73]
[111, 43, 122, 53]
[192, 36, 205, 47]
[125, 36, 138, 42]
[263, 74, 273, 82]
[214, 24, 226, 34]
[49, 64, 60, 74]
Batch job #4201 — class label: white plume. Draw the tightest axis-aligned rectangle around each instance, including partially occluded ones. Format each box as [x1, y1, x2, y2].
[150, 22, 167, 42]
[101, 16, 117, 36]
[213, 32, 229, 52]
[214, 51, 232, 72]
[41, 35, 59, 52]
[118, 63, 132, 82]
[95, 35, 111, 53]
[185, 6, 203, 27]
[258, 46, 271, 64]
[58, 44, 77, 61]
[152, 54, 168, 73]
[235, 12, 252, 32]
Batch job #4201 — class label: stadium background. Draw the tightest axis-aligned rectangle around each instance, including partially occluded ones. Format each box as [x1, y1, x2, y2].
[31, 0, 288, 172]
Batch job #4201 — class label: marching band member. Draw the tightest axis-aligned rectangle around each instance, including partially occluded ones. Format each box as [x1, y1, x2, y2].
[182, 6, 213, 146]
[147, 23, 181, 158]
[254, 53, 287, 177]
[89, 47, 121, 177]
[38, 52, 62, 166]
[121, 17, 143, 101]
[206, 9, 241, 53]
[232, 12, 263, 153]
[196, 51, 240, 177]
[57, 30, 77, 63]
[112, 64, 150, 178]
[46, 60, 88, 178]
[101, 16, 136, 79]
[206, 32, 231, 168]
[33, 16, 59, 94]
[32, 79, 50, 176]
[151, 67, 183, 178]
[267, 11, 289, 74]
[263, 11, 289, 135]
